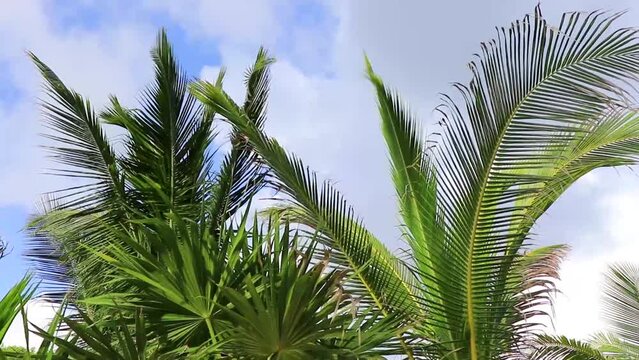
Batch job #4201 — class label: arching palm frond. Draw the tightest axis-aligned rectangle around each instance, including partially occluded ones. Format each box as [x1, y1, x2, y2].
[365, 7, 639, 359]
[530, 335, 607, 360]
[601, 263, 639, 348]
[28, 55, 125, 214]
[191, 62, 416, 307]
[26, 51, 127, 301]
[590, 332, 639, 358]
[209, 49, 271, 233]
[191, 60, 416, 356]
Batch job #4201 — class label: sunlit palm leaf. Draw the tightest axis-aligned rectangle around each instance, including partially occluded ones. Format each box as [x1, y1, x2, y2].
[407, 7, 639, 358]
[0, 276, 34, 344]
[191, 63, 417, 322]
[530, 335, 607, 360]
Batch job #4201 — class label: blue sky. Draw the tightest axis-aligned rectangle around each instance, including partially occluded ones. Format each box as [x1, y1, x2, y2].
[3, 0, 639, 343]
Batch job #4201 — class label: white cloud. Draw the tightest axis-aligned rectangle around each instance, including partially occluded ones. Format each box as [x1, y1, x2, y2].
[0, 0, 155, 209]
[143, 0, 283, 46]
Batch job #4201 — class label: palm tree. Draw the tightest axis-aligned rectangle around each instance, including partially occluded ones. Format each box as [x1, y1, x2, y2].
[25, 31, 399, 357]
[192, 7, 639, 359]
[532, 263, 639, 359]
[26, 30, 266, 303]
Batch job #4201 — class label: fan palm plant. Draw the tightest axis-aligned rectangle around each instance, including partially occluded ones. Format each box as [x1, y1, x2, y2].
[192, 7, 639, 359]
[31, 209, 398, 358]
[532, 263, 639, 359]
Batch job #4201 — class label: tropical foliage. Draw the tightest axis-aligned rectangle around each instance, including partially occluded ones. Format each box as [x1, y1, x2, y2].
[25, 29, 266, 303]
[192, 6, 639, 359]
[16, 29, 398, 358]
[0, 238, 37, 358]
[2, 5, 639, 360]
[0, 276, 33, 352]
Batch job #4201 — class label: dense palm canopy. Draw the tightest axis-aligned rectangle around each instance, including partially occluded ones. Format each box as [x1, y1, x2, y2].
[31, 211, 396, 358]
[192, 6, 639, 359]
[20, 29, 398, 358]
[532, 263, 639, 359]
[26, 30, 266, 302]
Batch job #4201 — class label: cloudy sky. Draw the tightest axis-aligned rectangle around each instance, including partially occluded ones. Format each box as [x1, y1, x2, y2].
[2, 0, 639, 346]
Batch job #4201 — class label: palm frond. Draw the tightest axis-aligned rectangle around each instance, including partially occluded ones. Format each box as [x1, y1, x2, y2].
[29, 54, 125, 211]
[590, 331, 639, 358]
[601, 263, 639, 347]
[530, 335, 607, 360]
[103, 29, 212, 217]
[190, 78, 417, 324]
[209, 49, 271, 232]
[33, 308, 187, 359]
[0, 276, 34, 344]
[80, 212, 252, 348]
[414, 7, 639, 358]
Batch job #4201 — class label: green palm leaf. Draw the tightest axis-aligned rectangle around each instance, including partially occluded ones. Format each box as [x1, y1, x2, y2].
[209, 49, 271, 233]
[600, 264, 639, 351]
[533, 263, 639, 359]
[590, 332, 639, 359]
[190, 61, 417, 322]
[531, 335, 607, 360]
[102, 29, 213, 217]
[385, 7, 639, 358]
[0, 276, 34, 344]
